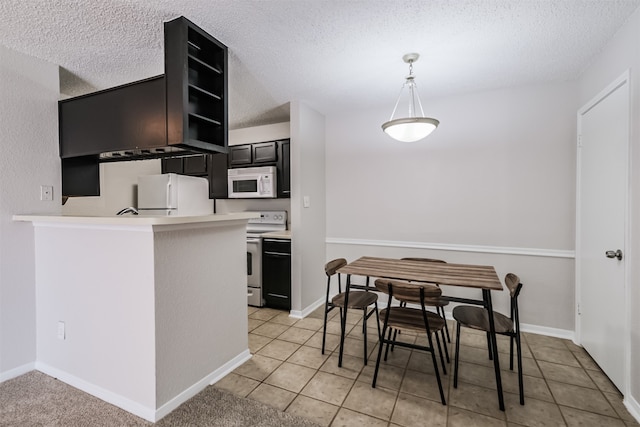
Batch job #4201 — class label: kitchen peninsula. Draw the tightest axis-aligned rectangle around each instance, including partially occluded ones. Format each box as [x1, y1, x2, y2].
[13, 212, 257, 422]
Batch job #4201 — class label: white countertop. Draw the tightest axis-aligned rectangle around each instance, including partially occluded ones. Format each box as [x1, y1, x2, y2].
[13, 212, 259, 226]
[261, 230, 292, 239]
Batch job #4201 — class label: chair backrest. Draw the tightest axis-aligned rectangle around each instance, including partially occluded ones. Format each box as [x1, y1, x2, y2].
[401, 257, 447, 264]
[374, 278, 441, 304]
[325, 258, 347, 277]
[505, 273, 523, 299]
[505, 273, 523, 332]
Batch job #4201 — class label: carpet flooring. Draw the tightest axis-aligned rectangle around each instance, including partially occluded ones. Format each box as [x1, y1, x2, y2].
[0, 370, 321, 426]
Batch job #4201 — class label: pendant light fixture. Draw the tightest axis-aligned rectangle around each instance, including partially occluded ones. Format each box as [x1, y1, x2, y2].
[382, 53, 439, 142]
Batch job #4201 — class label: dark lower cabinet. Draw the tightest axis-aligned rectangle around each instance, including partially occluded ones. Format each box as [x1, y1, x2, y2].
[262, 238, 291, 310]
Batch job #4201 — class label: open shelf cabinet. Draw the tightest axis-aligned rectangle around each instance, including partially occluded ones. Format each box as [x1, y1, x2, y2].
[165, 16, 228, 154]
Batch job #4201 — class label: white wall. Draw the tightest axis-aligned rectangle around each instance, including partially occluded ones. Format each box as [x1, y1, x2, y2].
[31, 219, 249, 421]
[326, 81, 578, 332]
[228, 121, 290, 146]
[578, 5, 640, 412]
[62, 159, 161, 216]
[290, 102, 326, 315]
[0, 45, 60, 380]
[34, 224, 157, 410]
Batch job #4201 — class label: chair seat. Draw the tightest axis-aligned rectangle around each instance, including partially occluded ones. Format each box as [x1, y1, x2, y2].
[380, 307, 446, 333]
[332, 291, 378, 309]
[452, 306, 513, 334]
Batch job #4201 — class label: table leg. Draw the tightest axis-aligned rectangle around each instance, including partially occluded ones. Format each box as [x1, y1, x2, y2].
[484, 289, 505, 411]
[338, 274, 351, 367]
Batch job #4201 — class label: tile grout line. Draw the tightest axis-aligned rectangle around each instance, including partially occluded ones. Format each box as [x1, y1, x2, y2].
[241, 308, 632, 427]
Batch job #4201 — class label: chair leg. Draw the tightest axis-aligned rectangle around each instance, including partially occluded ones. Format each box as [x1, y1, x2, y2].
[439, 306, 451, 343]
[322, 304, 330, 355]
[362, 308, 368, 365]
[374, 302, 381, 340]
[516, 331, 524, 405]
[391, 328, 399, 352]
[426, 329, 446, 405]
[435, 332, 447, 375]
[486, 331, 493, 360]
[384, 328, 392, 361]
[372, 324, 387, 388]
[441, 328, 450, 364]
[454, 321, 461, 388]
[510, 334, 514, 370]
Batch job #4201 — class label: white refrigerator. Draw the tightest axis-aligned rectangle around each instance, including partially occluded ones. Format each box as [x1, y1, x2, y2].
[137, 173, 213, 216]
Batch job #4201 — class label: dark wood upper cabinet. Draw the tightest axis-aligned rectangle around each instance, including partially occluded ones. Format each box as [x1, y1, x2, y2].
[58, 76, 167, 159]
[277, 140, 290, 198]
[252, 141, 277, 163]
[165, 17, 228, 154]
[59, 16, 228, 197]
[183, 155, 209, 175]
[162, 157, 184, 175]
[221, 139, 290, 199]
[209, 153, 229, 199]
[228, 145, 252, 166]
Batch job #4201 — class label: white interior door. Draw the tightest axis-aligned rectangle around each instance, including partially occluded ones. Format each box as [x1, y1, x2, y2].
[577, 73, 629, 392]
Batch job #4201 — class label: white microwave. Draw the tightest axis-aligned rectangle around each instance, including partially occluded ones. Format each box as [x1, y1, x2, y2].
[228, 166, 277, 198]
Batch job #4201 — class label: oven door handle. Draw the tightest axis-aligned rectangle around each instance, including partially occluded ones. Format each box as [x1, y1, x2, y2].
[247, 238, 261, 243]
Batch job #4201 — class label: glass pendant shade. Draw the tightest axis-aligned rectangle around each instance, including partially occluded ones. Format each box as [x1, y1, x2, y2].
[382, 117, 439, 142]
[382, 53, 439, 142]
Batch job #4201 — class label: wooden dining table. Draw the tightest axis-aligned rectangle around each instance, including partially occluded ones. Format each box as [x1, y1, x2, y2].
[336, 256, 506, 411]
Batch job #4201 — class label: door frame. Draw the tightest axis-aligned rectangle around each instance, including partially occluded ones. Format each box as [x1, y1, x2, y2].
[575, 70, 631, 396]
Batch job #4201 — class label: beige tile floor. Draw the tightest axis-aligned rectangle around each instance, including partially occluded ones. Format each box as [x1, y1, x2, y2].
[214, 306, 640, 427]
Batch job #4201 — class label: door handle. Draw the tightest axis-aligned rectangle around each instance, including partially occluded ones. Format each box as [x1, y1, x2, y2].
[605, 249, 623, 260]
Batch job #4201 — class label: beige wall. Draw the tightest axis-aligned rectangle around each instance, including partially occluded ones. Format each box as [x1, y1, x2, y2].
[0, 45, 60, 379]
[290, 101, 326, 315]
[325, 81, 578, 333]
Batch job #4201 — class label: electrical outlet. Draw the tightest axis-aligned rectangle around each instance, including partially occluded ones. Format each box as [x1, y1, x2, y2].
[57, 321, 65, 340]
[40, 185, 53, 201]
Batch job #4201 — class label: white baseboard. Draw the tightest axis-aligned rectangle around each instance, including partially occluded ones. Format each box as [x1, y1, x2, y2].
[157, 349, 252, 420]
[290, 296, 325, 319]
[518, 322, 574, 341]
[35, 349, 253, 423]
[207, 349, 252, 386]
[624, 393, 640, 423]
[35, 361, 156, 422]
[0, 362, 35, 383]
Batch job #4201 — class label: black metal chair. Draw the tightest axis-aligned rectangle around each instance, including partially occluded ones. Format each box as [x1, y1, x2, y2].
[453, 273, 524, 405]
[372, 278, 447, 405]
[322, 258, 380, 365]
[400, 257, 452, 343]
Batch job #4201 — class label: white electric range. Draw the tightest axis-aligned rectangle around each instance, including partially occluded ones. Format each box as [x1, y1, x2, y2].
[246, 211, 287, 306]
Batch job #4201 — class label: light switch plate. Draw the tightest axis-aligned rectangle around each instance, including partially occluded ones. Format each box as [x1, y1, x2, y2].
[303, 196, 310, 208]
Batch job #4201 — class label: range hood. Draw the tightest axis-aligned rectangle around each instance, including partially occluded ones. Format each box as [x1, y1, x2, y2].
[59, 16, 228, 197]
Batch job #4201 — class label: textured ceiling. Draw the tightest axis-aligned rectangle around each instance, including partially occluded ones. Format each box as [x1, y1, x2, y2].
[1, 0, 639, 129]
